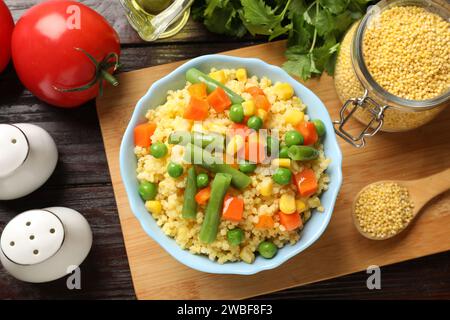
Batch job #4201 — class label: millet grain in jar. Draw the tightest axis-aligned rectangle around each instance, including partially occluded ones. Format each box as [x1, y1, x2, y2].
[334, 5, 450, 132]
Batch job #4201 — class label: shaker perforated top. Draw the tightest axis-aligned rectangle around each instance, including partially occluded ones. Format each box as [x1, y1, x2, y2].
[0, 210, 65, 265]
[0, 124, 29, 178]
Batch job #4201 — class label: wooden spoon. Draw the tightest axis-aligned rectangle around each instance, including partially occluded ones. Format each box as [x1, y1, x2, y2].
[352, 168, 450, 240]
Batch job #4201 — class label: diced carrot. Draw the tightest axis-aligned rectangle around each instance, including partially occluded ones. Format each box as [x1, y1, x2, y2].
[255, 215, 274, 229]
[229, 123, 251, 139]
[239, 140, 266, 163]
[253, 94, 271, 111]
[188, 82, 207, 99]
[279, 211, 302, 231]
[207, 87, 232, 112]
[296, 121, 318, 145]
[222, 195, 244, 222]
[245, 86, 265, 97]
[134, 122, 157, 147]
[184, 97, 209, 121]
[195, 186, 211, 205]
[294, 168, 318, 197]
[231, 123, 248, 131]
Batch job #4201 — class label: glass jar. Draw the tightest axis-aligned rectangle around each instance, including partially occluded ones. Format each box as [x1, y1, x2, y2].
[334, 0, 450, 147]
[120, 0, 193, 41]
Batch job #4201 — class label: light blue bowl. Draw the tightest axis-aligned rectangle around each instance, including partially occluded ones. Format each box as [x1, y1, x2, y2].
[120, 55, 343, 275]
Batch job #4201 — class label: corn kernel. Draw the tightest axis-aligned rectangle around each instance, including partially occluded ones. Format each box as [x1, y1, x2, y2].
[242, 100, 256, 116]
[226, 135, 244, 155]
[259, 178, 273, 197]
[271, 158, 291, 168]
[236, 68, 247, 82]
[209, 70, 227, 84]
[240, 246, 255, 264]
[146, 200, 162, 215]
[280, 194, 296, 214]
[284, 109, 304, 125]
[296, 200, 307, 213]
[274, 83, 294, 100]
[256, 108, 268, 122]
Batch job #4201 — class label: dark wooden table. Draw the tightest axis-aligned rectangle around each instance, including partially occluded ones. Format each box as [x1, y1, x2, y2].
[1, 0, 449, 300]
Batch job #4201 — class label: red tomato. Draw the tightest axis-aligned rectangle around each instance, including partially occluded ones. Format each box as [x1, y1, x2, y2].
[11, 0, 120, 108]
[0, 0, 14, 73]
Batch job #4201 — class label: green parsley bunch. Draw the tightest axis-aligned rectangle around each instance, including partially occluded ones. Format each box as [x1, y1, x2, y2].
[193, 0, 374, 80]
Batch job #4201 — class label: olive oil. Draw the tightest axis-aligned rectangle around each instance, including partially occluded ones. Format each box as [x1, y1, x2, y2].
[120, 0, 192, 41]
[136, 0, 172, 14]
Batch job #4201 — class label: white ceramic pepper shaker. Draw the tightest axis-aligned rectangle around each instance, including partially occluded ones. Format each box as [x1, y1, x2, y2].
[0, 207, 93, 283]
[0, 123, 58, 200]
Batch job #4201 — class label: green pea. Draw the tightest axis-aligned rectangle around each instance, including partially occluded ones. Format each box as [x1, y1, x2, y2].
[247, 116, 263, 131]
[227, 228, 244, 246]
[272, 168, 292, 185]
[284, 130, 304, 147]
[150, 142, 168, 158]
[138, 181, 158, 201]
[312, 119, 326, 137]
[266, 136, 279, 155]
[167, 162, 183, 178]
[196, 173, 209, 188]
[239, 161, 257, 174]
[229, 104, 244, 123]
[279, 146, 289, 159]
[258, 241, 278, 259]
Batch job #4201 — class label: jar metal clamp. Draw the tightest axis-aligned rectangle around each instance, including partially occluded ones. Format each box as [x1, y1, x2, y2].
[333, 0, 450, 148]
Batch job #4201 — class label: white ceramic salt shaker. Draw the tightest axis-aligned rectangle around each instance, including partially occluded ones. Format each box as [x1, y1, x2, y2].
[0, 123, 58, 200]
[0, 207, 93, 283]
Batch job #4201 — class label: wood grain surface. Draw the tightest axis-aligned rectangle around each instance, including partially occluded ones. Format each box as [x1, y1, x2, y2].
[1, 0, 449, 300]
[96, 41, 450, 300]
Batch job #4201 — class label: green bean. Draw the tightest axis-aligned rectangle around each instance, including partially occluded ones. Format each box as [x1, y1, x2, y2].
[186, 68, 244, 105]
[184, 144, 251, 190]
[205, 163, 252, 190]
[279, 145, 289, 159]
[266, 136, 279, 156]
[181, 167, 198, 219]
[199, 173, 232, 243]
[184, 143, 220, 165]
[168, 131, 224, 149]
[287, 145, 319, 161]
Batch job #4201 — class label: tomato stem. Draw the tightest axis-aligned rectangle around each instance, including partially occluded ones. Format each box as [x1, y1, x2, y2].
[101, 69, 119, 87]
[53, 48, 120, 95]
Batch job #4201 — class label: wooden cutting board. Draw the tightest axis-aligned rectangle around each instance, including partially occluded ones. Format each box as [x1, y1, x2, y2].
[96, 41, 450, 300]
